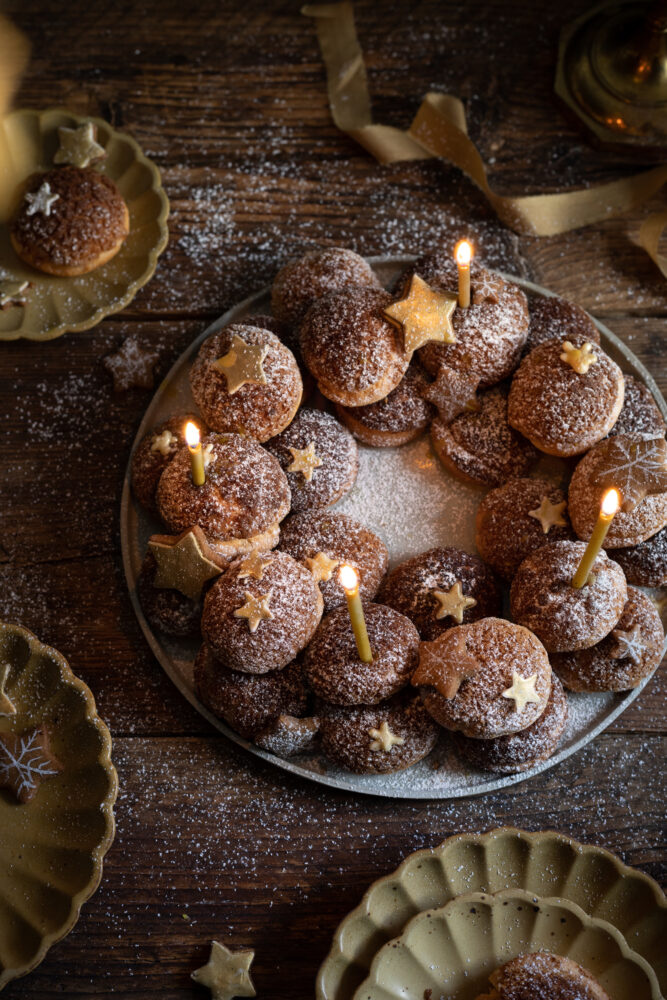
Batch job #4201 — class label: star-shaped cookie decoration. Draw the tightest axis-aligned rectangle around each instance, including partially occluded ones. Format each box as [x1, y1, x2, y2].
[287, 442, 323, 482]
[203, 442, 215, 468]
[432, 581, 477, 623]
[191, 940, 256, 1000]
[213, 334, 269, 394]
[148, 526, 224, 601]
[413, 630, 480, 699]
[560, 340, 598, 374]
[25, 180, 60, 217]
[595, 437, 667, 512]
[502, 671, 541, 712]
[528, 496, 568, 534]
[234, 590, 273, 633]
[420, 363, 480, 423]
[368, 721, 405, 752]
[0, 663, 16, 716]
[609, 624, 646, 665]
[103, 337, 159, 391]
[383, 273, 458, 354]
[0, 278, 30, 310]
[151, 429, 176, 455]
[0, 726, 63, 803]
[53, 121, 106, 168]
[305, 551, 340, 583]
[237, 549, 272, 581]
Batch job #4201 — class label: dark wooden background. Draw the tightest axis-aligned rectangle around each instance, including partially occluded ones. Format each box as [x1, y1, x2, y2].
[2, 1, 665, 997]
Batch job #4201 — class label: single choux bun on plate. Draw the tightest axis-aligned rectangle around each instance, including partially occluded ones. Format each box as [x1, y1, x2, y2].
[271, 247, 381, 326]
[335, 363, 435, 447]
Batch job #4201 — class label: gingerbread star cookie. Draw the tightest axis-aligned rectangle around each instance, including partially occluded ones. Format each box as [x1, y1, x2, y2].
[54, 121, 106, 168]
[191, 940, 256, 1000]
[383, 273, 457, 354]
[234, 590, 273, 633]
[0, 726, 63, 803]
[213, 334, 268, 394]
[368, 721, 405, 752]
[103, 337, 159, 392]
[0, 663, 16, 716]
[420, 363, 480, 423]
[413, 630, 480, 699]
[287, 442, 322, 482]
[594, 436, 667, 512]
[528, 496, 568, 534]
[148, 526, 224, 601]
[502, 671, 541, 712]
[608, 624, 647, 665]
[432, 581, 477, 624]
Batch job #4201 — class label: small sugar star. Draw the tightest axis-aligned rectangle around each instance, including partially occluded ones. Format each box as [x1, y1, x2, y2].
[383, 273, 458, 354]
[234, 590, 273, 633]
[237, 549, 272, 581]
[560, 340, 598, 374]
[150, 429, 176, 456]
[432, 581, 477, 623]
[25, 181, 60, 217]
[203, 442, 214, 468]
[53, 121, 106, 168]
[305, 551, 340, 583]
[609, 624, 646, 665]
[103, 337, 159, 392]
[148, 526, 223, 601]
[0, 278, 30, 310]
[191, 940, 256, 1000]
[502, 671, 541, 712]
[368, 721, 405, 753]
[528, 496, 568, 534]
[420, 363, 480, 423]
[213, 334, 269, 394]
[413, 630, 480, 699]
[287, 442, 323, 483]
[0, 663, 16, 717]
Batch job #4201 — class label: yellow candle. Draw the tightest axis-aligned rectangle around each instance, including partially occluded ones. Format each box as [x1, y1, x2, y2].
[184, 421, 206, 487]
[338, 564, 373, 663]
[571, 488, 621, 588]
[455, 239, 472, 308]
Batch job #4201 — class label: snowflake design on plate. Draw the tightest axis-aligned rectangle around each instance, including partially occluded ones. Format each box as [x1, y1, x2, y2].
[0, 727, 63, 803]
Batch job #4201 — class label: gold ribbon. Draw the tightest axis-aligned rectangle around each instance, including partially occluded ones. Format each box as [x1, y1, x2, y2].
[303, 2, 667, 251]
[0, 16, 29, 120]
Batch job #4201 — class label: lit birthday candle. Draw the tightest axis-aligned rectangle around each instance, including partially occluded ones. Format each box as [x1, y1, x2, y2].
[184, 421, 206, 487]
[455, 239, 473, 308]
[572, 488, 621, 588]
[338, 564, 373, 663]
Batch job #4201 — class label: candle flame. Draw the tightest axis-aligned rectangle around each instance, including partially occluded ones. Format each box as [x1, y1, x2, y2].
[184, 421, 200, 449]
[338, 564, 359, 592]
[455, 240, 473, 266]
[601, 488, 621, 517]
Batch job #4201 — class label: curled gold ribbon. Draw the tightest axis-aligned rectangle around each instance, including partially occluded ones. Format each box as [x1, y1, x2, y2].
[303, 1, 667, 247]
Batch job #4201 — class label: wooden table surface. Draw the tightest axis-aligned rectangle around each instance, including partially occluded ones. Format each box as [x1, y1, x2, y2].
[2, 1, 666, 997]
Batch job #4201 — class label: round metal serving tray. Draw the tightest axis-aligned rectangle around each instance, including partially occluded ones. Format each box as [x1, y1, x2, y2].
[120, 257, 667, 799]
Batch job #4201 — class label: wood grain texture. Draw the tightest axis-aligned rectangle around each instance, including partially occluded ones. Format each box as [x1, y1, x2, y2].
[1, 0, 665, 996]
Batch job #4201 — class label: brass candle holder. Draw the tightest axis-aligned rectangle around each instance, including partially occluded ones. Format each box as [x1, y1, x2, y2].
[555, 0, 667, 157]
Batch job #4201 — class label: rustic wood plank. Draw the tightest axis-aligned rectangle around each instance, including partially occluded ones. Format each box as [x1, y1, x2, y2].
[4, 733, 664, 999]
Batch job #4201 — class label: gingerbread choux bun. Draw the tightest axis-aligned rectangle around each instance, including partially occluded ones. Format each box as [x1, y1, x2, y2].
[194, 643, 308, 738]
[476, 478, 574, 580]
[524, 293, 600, 355]
[609, 525, 667, 587]
[335, 363, 435, 447]
[201, 550, 323, 674]
[136, 552, 204, 638]
[318, 692, 439, 774]
[507, 339, 624, 457]
[11, 166, 129, 276]
[431, 384, 538, 487]
[299, 286, 411, 406]
[155, 432, 290, 559]
[487, 952, 611, 1000]
[131, 413, 206, 515]
[396, 252, 529, 387]
[189, 322, 302, 442]
[510, 540, 627, 653]
[279, 510, 388, 613]
[608, 374, 666, 441]
[271, 247, 381, 326]
[414, 618, 552, 739]
[377, 546, 502, 641]
[551, 586, 664, 692]
[568, 434, 667, 549]
[264, 408, 358, 512]
[304, 603, 420, 706]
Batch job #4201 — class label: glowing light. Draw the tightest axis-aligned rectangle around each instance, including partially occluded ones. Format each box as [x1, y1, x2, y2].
[601, 488, 621, 517]
[338, 564, 359, 593]
[455, 240, 473, 267]
[185, 421, 200, 449]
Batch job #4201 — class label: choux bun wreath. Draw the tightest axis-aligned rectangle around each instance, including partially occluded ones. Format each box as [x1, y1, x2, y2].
[132, 244, 665, 778]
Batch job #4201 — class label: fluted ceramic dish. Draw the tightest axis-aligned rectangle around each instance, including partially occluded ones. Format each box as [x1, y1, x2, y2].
[354, 888, 661, 1000]
[0, 623, 117, 990]
[121, 257, 667, 800]
[317, 827, 667, 1000]
[0, 108, 169, 341]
